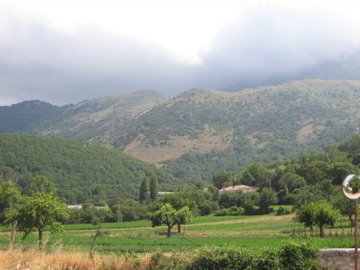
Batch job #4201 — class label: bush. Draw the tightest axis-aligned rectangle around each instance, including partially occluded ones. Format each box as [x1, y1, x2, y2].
[278, 242, 319, 270]
[214, 206, 244, 216]
[147, 252, 186, 270]
[189, 247, 253, 270]
[276, 206, 291, 216]
[188, 242, 319, 270]
[213, 209, 230, 216]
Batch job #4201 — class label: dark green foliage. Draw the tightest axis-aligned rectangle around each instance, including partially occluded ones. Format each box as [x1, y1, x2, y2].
[258, 188, 278, 214]
[188, 242, 319, 270]
[214, 206, 244, 216]
[150, 175, 159, 201]
[339, 135, 360, 165]
[212, 171, 230, 190]
[277, 242, 318, 270]
[0, 181, 21, 224]
[0, 134, 177, 203]
[276, 206, 291, 215]
[139, 177, 149, 202]
[158, 189, 218, 216]
[278, 172, 306, 192]
[29, 175, 56, 194]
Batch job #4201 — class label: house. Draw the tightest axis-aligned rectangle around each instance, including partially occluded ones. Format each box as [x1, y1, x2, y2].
[218, 184, 257, 193]
[157, 191, 175, 196]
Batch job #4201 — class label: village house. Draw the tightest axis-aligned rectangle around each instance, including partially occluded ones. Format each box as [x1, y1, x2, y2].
[218, 184, 257, 193]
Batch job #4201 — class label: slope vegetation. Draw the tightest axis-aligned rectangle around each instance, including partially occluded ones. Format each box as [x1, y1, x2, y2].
[116, 80, 360, 180]
[0, 134, 176, 203]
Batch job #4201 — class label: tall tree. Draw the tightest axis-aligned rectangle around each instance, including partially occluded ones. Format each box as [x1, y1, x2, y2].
[149, 175, 158, 201]
[139, 177, 149, 202]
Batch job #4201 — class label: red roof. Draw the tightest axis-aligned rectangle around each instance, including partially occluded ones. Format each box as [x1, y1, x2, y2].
[219, 184, 257, 192]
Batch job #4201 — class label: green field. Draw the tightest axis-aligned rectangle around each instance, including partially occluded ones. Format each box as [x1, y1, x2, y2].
[0, 213, 356, 253]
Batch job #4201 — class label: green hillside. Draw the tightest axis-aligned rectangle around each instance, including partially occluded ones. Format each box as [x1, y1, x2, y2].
[0, 134, 177, 204]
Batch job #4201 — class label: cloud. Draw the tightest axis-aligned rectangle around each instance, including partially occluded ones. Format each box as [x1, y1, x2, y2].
[1, 1, 360, 104]
[192, 1, 360, 89]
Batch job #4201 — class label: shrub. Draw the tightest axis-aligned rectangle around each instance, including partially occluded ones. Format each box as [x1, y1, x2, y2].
[278, 242, 319, 270]
[276, 206, 291, 215]
[147, 252, 186, 270]
[187, 243, 319, 270]
[188, 247, 253, 270]
[214, 206, 244, 216]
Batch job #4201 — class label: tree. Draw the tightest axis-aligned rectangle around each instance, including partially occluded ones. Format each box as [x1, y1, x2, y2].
[241, 163, 274, 189]
[212, 171, 230, 190]
[29, 175, 56, 194]
[296, 201, 340, 237]
[327, 162, 358, 185]
[149, 175, 158, 201]
[139, 177, 149, 202]
[339, 135, 360, 165]
[150, 203, 191, 237]
[8, 192, 69, 249]
[174, 205, 192, 233]
[332, 192, 355, 225]
[278, 172, 306, 193]
[258, 188, 278, 214]
[0, 180, 22, 249]
[314, 202, 340, 238]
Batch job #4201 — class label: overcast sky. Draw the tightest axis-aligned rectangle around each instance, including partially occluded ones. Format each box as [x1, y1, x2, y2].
[1, 0, 360, 105]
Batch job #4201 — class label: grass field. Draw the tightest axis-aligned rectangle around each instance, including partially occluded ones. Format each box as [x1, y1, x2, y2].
[0, 213, 356, 254]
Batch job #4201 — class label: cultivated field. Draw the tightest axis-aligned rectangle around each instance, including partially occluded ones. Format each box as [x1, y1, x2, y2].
[0, 213, 355, 254]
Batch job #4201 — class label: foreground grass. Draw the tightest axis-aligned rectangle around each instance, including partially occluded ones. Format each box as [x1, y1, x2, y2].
[0, 242, 320, 270]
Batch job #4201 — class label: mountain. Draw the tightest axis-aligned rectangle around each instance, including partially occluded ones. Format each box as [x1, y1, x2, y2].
[0, 90, 165, 145]
[37, 90, 165, 146]
[116, 80, 360, 181]
[0, 100, 62, 133]
[2, 79, 360, 182]
[0, 134, 177, 203]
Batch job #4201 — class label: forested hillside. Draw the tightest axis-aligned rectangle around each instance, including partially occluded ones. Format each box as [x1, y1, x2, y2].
[0, 134, 177, 203]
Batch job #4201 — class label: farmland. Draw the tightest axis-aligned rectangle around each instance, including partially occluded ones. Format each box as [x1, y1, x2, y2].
[0, 213, 354, 254]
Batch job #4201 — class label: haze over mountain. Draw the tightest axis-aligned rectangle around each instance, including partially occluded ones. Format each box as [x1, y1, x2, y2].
[2, 79, 360, 182]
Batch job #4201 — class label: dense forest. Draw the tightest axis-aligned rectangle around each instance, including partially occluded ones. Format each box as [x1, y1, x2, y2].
[0, 134, 177, 204]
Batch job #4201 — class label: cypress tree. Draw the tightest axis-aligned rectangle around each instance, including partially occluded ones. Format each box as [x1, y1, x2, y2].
[149, 175, 158, 201]
[139, 177, 149, 202]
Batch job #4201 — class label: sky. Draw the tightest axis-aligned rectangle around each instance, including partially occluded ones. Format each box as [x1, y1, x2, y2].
[1, 0, 360, 105]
